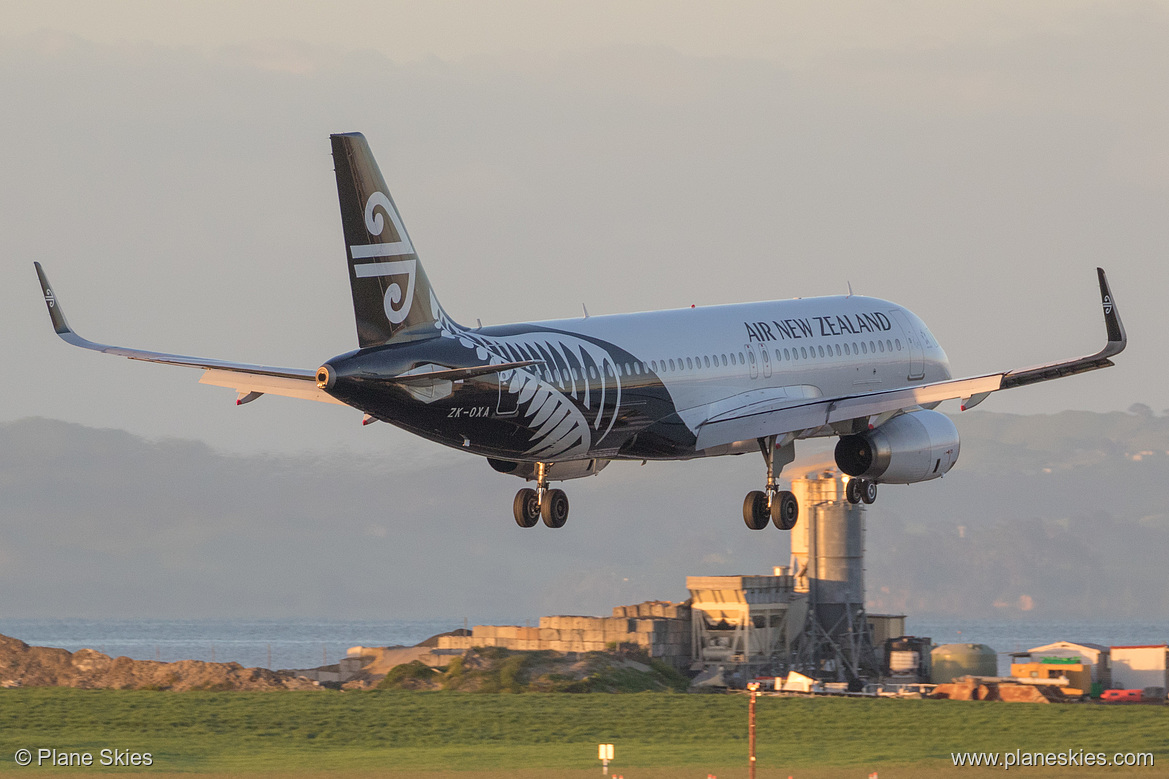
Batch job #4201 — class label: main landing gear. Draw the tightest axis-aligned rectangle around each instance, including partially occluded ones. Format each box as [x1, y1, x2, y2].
[743, 436, 799, 531]
[845, 476, 878, 505]
[513, 462, 570, 529]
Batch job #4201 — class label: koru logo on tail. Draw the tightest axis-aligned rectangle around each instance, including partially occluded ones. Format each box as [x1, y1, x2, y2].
[44, 288, 56, 308]
[351, 191, 417, 325]
[1103, 294, 1113, 315]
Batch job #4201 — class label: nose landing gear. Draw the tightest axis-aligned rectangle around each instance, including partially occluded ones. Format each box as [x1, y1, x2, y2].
[743, 436, 799, 531]
[513, 462, 571, 528]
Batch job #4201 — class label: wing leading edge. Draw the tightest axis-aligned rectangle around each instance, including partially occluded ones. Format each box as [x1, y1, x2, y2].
[35, 263, 543, 405]
[34, 262, 336, 404]
[694, 268, 1127, 452]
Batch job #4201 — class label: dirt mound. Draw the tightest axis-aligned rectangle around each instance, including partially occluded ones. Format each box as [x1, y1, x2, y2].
[0, 633, 317, 691]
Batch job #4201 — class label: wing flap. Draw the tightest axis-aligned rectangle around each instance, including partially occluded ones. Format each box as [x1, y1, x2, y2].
[199, 370, 346, 405]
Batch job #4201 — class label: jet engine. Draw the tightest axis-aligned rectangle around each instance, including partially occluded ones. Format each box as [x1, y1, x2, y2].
[834, 409, 960, 484]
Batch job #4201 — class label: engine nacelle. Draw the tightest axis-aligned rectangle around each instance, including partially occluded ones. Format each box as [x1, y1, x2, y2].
[486, 458, 609, 482]
[834, 409, 960, 484]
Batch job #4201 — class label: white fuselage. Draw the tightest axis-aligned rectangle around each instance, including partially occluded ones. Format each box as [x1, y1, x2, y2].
[522, 294, 951, 447]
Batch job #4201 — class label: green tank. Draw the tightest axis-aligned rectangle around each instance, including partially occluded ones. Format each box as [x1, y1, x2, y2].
[931, 643, 998, 683]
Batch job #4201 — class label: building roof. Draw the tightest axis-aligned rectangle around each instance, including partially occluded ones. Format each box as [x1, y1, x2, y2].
[1027, 641, 1110, 654]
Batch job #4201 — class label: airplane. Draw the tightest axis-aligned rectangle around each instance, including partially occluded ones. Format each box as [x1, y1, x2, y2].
[35, 132, 1127, 531]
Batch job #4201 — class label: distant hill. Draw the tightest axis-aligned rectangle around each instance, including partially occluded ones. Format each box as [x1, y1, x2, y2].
[866, 410, 1169, 620]
[0, 411, 1164, 621]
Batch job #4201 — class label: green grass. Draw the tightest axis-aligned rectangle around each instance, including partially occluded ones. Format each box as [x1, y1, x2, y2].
[1, 689, 1167, 774]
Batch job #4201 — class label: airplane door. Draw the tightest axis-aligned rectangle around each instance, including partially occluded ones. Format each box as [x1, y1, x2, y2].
[890, 310, 925, 380]
[496, 370, 519, 416]
[744, 345, 759, 379]
[760, 344, 772, 378]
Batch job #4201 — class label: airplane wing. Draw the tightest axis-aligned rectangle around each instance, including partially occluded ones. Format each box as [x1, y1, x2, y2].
[35, 263, 544, 406]
[34, 262, 341, 406]
[694, 268, 1126, 451]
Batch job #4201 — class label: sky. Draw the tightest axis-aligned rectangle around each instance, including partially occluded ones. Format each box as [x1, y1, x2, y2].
[1, 0, 1166, 461]
[0, 2, 1166, 622]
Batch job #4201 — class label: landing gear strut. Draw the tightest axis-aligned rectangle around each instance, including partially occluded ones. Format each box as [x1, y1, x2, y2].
[743, 436, 798, 531]
[513, 462, 570, 528]
[845, 477, 878, 505]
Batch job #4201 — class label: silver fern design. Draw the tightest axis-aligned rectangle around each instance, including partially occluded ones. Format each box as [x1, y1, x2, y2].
[430, 295, 623, 460]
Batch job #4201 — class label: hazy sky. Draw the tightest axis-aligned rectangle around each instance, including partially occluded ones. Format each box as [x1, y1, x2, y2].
[3, 0, 1167, 459]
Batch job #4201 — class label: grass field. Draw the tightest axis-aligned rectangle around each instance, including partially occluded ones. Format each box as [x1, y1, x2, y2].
[1, 689, 1167, 776]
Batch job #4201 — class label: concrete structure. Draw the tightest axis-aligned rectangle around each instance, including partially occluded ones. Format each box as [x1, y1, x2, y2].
[1110, 645, 1169, 692]
[788, 468, 880, 681]
[687, 571, 806, 678]
[437, 601, 691, 668]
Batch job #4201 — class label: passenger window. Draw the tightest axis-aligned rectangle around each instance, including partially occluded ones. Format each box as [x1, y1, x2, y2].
[887, 339, 893, 351]
[861, 342, 867, 354]
[572, 368, 580, 381]
[739, 352, 746, 363]
[721, 354, 728, 366]
[800, 347, 807, 359]
[818, 345, 825, 358]
[624, 362, 631, 375]
[835, 344, 841, 356]
[730, 353, 737, 365]
[775, 349, 781, 361]
[896, 339, 902, 351]
[844, 343, 850, 355]
[703, 355, 711, 368]
[869, 341, 876, 353]
[650, 360, 657, 371]
[784, 348, 791, 360]
[878, 341, 884, 353]
[668, 359, 676, 371]
[589, 366, 597, 379]
[747, 351, 755, 364]
[686, 357, 693, 369]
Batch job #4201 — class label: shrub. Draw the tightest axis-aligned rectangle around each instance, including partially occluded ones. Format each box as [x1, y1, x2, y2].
[376, 661, 437, 690]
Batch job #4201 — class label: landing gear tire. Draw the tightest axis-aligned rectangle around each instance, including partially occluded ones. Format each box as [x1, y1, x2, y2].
[513, 488, 540, 528]
[861, 480, 878, 505]
[541, 488, 569, 528]
[771, 490, 798, 530]
[743, 491, 769, 530]
[845, 478, 863, 505]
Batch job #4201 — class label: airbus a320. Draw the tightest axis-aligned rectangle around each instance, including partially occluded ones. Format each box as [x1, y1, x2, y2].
[36, 133, 1127, 531]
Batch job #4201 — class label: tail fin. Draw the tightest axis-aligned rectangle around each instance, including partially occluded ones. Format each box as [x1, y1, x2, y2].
[331, 132, 446, 347]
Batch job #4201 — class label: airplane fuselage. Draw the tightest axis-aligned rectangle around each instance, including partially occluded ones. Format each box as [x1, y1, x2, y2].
[322, 294, 951, 465]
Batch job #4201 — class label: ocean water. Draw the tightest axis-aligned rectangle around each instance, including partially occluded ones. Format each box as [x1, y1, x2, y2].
[0, 618, 469, 672]
[2, 617, 1165, 677]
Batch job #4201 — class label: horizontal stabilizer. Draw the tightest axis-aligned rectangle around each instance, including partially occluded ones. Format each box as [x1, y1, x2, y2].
[387, 360, 542, 384]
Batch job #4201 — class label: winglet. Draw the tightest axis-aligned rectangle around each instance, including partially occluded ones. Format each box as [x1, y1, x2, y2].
[34, 262, 74, 337]
[1098, 267, 1126, 354]
[1000, 267, 1126, 390]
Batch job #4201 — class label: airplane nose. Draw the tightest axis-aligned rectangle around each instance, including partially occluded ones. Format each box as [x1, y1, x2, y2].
[316, 365, 335, 389]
